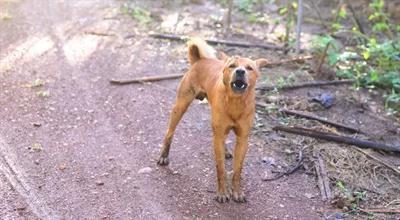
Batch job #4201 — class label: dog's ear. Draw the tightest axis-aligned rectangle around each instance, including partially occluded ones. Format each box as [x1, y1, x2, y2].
[219, 51, 229, 62]
[255, 58, 269, 68]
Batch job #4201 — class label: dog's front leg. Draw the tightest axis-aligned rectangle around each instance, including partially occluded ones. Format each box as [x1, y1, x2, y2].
[232, 131, 249, 203]
[213, 128, 230, 203]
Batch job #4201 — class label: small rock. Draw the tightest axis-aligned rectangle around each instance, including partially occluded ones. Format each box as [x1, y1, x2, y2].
[31, 143, 43, 152]
[304, 193, 314, 199]
[261, 156, 276, 166]
[96, 181, 104, 186]
[138, 167, 152, 174]
[59, 164, 67, 171]
[311, 92, 334, 108]
[34, 160, 40, 165]
[32, 122, 42, 127]
[335, 213, 345, 220]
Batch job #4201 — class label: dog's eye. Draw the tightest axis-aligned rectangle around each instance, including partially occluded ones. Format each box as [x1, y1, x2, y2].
[228, 63, 236, 68]
[246, 65, 253, 71]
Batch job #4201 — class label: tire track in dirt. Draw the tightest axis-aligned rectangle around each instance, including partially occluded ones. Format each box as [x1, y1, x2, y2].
[0, 136, 58, 219]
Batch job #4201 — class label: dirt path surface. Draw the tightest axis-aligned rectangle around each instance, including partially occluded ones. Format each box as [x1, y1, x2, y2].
[0, 0, 331, 219]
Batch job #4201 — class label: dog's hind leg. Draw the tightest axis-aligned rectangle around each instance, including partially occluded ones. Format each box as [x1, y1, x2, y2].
[157, 78, 195, 165]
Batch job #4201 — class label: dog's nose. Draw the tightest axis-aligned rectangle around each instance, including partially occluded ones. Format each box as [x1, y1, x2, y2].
[235, 69, 245, 77]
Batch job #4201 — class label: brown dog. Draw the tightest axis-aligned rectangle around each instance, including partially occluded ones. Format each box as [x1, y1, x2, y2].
[157, 38, 267, 203]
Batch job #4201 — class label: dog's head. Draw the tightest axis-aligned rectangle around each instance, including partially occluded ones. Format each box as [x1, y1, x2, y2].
[221, 53, 268, 96]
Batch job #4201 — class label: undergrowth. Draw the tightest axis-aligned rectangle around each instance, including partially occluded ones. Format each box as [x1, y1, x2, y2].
[312, 0, 400, 115]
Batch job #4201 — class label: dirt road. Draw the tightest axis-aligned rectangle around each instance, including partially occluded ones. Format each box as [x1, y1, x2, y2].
[0, 0, 326, 219]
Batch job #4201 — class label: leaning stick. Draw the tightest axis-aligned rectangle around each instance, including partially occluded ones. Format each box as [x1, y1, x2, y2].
[109, 73, 184, 85]
[256, 79, 355, 92]
[316, 42, 330, 74]
[273, 126, 400, 153]
[149, 33, 284, 50]
[345, 0, 366, 34]
[295, 0, 303, 54]
[279, 108, 361, 133]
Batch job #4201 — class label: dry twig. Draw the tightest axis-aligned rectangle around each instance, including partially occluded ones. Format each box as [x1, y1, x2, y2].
[262, 147, 305, 181]
[351, 147, 400, 175]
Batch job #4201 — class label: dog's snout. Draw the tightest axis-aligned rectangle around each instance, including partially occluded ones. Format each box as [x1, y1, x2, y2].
[235, 69, 246, 77]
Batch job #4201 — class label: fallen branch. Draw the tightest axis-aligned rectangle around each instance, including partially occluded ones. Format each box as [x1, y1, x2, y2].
[149, 33, 284, 51]
[110, 55, 313, 85]
[317, 152, 332, 200]
[359, 207, 400, 214]
[262, 147, 305, 181]
[313, 150, 328, 201]
[256, 79, 355, 92]
[279, 108, 361, 133]
[273, 126, 400, 153]
[265, 55, 313, 67]
[109, 73, 184, 85]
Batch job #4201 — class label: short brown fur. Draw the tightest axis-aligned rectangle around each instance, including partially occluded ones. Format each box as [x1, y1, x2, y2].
[157, 38, 268, 203]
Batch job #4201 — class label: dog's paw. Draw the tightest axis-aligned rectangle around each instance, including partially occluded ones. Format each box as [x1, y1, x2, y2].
[157, 156, 169, 166]
[215, 191, 230, 203]
[232, 191, 247, 203]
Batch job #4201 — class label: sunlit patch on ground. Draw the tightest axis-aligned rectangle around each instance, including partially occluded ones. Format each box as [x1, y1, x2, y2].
[0, 35, 54, 73]
[63, 35, 100, 65]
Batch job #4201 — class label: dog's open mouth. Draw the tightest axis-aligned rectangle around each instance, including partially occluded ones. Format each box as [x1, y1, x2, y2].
[231, 79, 248, 92]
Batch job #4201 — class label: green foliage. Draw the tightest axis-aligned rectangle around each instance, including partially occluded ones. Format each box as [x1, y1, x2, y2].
[37, 90, 50, 98]
[277, 1, 297, 44]
[31, 79, 45, 88]
[336, 180, 367, 212]
[311, 35, 340, 66]
[237, 0, 254, 12]
[121, 5, 152, 24]
[368, 0, 393, 36]
[312, 0, 400, 115]
[331, 5, 347, 32]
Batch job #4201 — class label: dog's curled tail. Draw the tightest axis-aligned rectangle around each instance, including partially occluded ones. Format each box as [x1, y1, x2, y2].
[187, 37, 217, 65]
